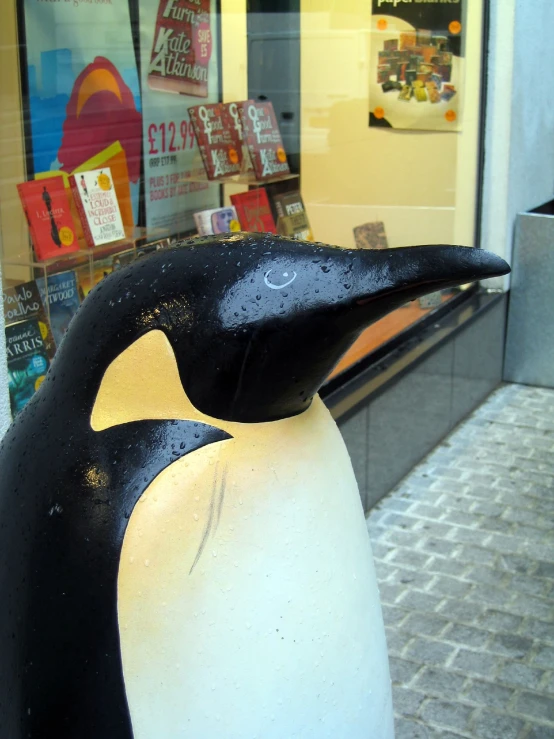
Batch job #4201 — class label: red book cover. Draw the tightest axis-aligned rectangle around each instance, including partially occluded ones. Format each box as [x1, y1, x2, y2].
[222, 101, 254, 173]
[147, 0, 212, 97]
[230, 189, 277, 233]
[17, 177, 79, 261]
[188, 103, 241, 180]
[238, 100, 290, 180]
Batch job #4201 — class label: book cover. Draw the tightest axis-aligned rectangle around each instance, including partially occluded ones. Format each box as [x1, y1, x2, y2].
[5, 318, 53, 417]
[223, 101, 254, 173]
[272, 191, 314, 241]
[77, 257, 114, 297]
[3, 281, 56, 358]
[230, 189, 277, 233]
[147, 0, 212, 97]
[238, 101, 290, 180]
[36, 141, 135, 246]
[194, 206, 240, 235]
[188, 103, 242, 180]
[36, 271, 81, 348]
[353, 221, 389, 250]
[69, 168, 126, 248]
[16, 176, 79, 261]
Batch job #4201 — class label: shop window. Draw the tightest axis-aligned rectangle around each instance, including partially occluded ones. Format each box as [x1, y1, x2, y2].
[0, 0, 485, 418]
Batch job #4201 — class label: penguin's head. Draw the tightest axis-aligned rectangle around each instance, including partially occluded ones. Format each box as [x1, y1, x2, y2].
[56, 233, 509, 424]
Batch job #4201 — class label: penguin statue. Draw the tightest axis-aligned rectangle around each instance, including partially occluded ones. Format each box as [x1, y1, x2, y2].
[0, 234, 509, 738]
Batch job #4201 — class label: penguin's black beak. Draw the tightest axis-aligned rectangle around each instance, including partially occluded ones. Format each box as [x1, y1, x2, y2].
[349, 245, 510, 324]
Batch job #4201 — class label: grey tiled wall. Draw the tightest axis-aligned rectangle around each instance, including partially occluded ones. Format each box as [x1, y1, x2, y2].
[338, 297, 507, 514]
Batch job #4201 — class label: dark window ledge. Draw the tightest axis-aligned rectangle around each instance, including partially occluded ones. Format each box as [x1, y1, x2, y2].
[322, 287, 506, 422]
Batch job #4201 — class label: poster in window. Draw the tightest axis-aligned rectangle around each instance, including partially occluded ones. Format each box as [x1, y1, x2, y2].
[22, 0, 142, 226]
[368, 0, 464, 131]
[139, 0, 220, 236]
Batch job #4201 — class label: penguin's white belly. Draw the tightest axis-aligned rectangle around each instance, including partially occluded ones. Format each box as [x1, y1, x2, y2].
[118, 398, 393, 739]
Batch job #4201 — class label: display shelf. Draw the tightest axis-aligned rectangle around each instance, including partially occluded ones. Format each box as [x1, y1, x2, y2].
[2, 227, 169, 276]
[180, 169, 299, 187]
[1, 227, 173, 331]
[177, 151, 298, 187]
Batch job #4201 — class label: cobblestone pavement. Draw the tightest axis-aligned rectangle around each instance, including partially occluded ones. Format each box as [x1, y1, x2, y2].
[367, 383, 554, 739]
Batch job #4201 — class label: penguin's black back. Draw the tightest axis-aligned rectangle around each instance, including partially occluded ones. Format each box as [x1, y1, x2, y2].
[0, 241, 239, 737]
[0, 407, 229, 738]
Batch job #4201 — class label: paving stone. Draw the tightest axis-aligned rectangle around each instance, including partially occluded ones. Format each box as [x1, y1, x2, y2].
[477, 609, 523, 633]
[378, 582, 405, 605]
[477, 517, 515, 535]
[469, 583, 514, 609]
[373, 561, 398, 582]
[472, 709, 525, 739]
[390, 549, 432, 570]
[465, 565, 509, 588]
[370, 541, 395, 560]
[488, 632, 533, 659]
[451, 527, 492, 546]
[382, 511, 419, 529]
[420, 538, 460, 558]
[445, 511, 483, 529]
[498, 553, 535, 574]
[402, 612, 450, 638]
[411, 503, 444, 520]
[515, 691, 554, 721]
[398, 590, 444, 613]
[413, 667, 467, 699]
[394, 717, 438, 738]
[498, 662, 545, 690]
[381, 604, 409, 627]
[509, 593, 553, 621]
[522, 617, 554, 643]
[531, 644, 554, 669]
[526, 725, 554, 739]
[536, 560, 554, 579]
[392, 686, 425, 717]
[439, 598, 486, 625]
[389, 656, 422, 685]
[383, 529, 422, 549]
[419, 699, 473, 732]
[457, 545, 497, 567]
[508, 572, 550, 597]
[391, 568, 434, 591]
[464, 679, 514, 709]
[430, 576, 473, 599]
[426, 557, 471, 578]
[405, 637, 455, 667]
[443, 623, 490, 649]
[450, 649, 501, 678]
[385, 626, 414, 655]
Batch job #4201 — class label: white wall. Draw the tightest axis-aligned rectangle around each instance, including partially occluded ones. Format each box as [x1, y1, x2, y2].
[481, 0, 554, 288]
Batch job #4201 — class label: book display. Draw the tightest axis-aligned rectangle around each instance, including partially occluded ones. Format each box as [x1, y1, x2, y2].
[193, 206, 240, 235]
[3, 280, 57, 416]
[188, 103, 242, 180]
[69, 168, 126, 248]
[17, 177, 79, 261]
[238, 100, 291, 181]
[353, 221, 389, 250]
[231, 188, 277, 233]
[36, 271, 81, 347]
[273, 190, 314, 241]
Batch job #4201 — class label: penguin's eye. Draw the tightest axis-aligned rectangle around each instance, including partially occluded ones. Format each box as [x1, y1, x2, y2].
[264, 269, 297, 290]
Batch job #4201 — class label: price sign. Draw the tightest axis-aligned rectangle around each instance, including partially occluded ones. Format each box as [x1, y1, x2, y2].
[147, 121, 196, 155]
[140, 0, 220, 235]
